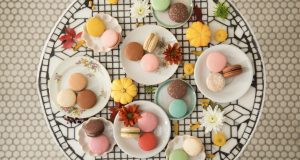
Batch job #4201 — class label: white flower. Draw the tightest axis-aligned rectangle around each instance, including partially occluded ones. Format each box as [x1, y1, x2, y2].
[130, 0, 151, 20]
[200, 105, 224, 133]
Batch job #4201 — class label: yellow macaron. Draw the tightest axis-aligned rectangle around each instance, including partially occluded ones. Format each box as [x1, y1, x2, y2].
[86, 17, 106, 37]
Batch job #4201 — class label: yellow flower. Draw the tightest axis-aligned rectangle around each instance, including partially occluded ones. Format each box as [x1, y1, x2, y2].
[184, 63, 195, 76]
[108, 0, 118, 4]
[213, 131, 227, 147]
[172, 121, 179, 135]
[214, 29, 228, 43]
[190, 121, 201, 131]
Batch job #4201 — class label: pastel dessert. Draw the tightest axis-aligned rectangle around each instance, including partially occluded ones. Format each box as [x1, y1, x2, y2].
[168, 3, 189, 23]
[57, 89, 76, 108]
[120, 127, 140, 138]
[101, 29, 121, 48]
[83, 119, 105, 137]
[138, 112, 158, 132]
[140, 53, 160, 72]
[169, 149, 189, 160]
[86, 17, 106, 37]
[124, 42, 144, 61]
[206, 73, 225, 92]
[182, 137, 204, 156]
[169, 99, 188, 118]
[88, 135, 110, 155]
[143, 33, 159, 52]
[77, 89, 97, 109]
[206, 52, 227, 73]
[167, 79, 187, 99]
[222, 64, 243, 78]
[138, 132, 157, 151]
[68, 73, 87, 92]
[151, 0, 170, 11]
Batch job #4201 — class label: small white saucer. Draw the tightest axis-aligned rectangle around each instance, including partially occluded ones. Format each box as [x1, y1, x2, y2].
[78, 117, 116, 157]
[113, 100, 171, 159]
[194, 44, 254, 103]
[165, 135, 206, 160]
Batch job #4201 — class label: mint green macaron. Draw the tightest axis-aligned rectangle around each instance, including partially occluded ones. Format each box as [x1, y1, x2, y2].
[169, 99, 187, 118]
[169, 149, 189, 160]
[151, 0, 171, 11]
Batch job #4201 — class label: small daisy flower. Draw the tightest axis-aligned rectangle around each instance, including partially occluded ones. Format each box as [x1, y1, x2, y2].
[200, 105, 224, 133]
[130, 0, 151, 20]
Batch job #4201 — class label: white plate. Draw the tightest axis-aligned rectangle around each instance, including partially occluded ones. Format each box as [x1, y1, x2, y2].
[113, 100, 171, 159]
[82, 13, 122, 53]
[165, 135, 206, 160]
[151, 0, 193, 28]
[48, 56, 111, 118]
[120, 25, 178, 85]
[194, 44, 253, 103]
[78, 117, 116, 157]
[154, 78, 197, 120]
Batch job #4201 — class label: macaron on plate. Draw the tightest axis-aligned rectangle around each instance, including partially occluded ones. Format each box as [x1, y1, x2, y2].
[194, 44, 254, 103]
[82, 13, 122, 53]
[151, 0, 193, 28]
[165, 135, 205, 160]
[78, 117, 116, 157]
[154, 79, 197, 120]
[48, 56, 111, 118]
[120, 25, 178, 85]
[113, 100, 171, 158]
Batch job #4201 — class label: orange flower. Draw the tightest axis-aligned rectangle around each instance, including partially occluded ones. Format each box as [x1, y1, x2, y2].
[119, 105, 141, 127]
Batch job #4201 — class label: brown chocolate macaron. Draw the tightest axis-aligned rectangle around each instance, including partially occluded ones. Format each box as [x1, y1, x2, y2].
[167, 79, 187, 99]
[222, 65, 243, 78]
[83, 118, 105, 137]
[124, 42, 144, 61]
[168, 3, 189, 23]
[77, 89, 97, 109]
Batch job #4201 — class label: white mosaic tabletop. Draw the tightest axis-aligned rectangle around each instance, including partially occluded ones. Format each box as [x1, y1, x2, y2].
[0, 0, 299, 160]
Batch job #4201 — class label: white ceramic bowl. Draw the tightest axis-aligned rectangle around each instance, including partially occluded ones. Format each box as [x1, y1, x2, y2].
[194, 44, 254, 103]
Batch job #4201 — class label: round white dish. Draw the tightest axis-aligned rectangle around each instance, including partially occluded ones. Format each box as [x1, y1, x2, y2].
[194, 44, 254, 103]
[48, 56, 111, 118]
[120, 25, 178, 85]
[113, 100, 171, 159]
[151, 0, 193, 28]
[78, 117, 116, 157]
[165, 135, 206, 160]
[154, 78, 197, 120]
[82, 13, 122, 53]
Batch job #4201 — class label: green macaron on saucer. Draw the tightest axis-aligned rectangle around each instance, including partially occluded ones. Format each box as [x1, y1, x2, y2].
[151, 0, 193, 28]
[154, 78, 197, 120]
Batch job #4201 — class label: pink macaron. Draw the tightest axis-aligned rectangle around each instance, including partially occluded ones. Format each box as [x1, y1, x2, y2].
[88, 135, 110, 155]
[206, 52, 227, 73]
[140, 53, 160, 72]
[138, 112, 158, 132]
[101, 29, 121, 48]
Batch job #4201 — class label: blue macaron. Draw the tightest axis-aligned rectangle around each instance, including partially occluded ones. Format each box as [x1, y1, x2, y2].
[169, 99, 188, 118]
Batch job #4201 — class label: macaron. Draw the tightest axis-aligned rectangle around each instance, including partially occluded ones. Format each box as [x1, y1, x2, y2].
[101, 29, 121, 48]
[167, 79, 187, 99]
[168, 3, 189, 23]
[182, 137, 204, 156]
[120, 127, 140, 138]
[151, 0, 170, 11]
[77, 89, 97, 109]
[169, 99, 188, 118]
[222, 64, 243, 78]
[143, 33, 159, 52]
[88, 135, 110, 155]
[138, 112, 158, 132]
[169, 149, 189, 160]
[124, 42, 144, 61]
[86, 17, 106, 37]
[206, 73, 225, 92]
[140, 53, 160, 72]
[138, 132, 157, 151]
[206, 52, 227, 73]
[57, 89, 76, 108]
[68, 73, 87, 92]
[83, 118, 105, 137]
